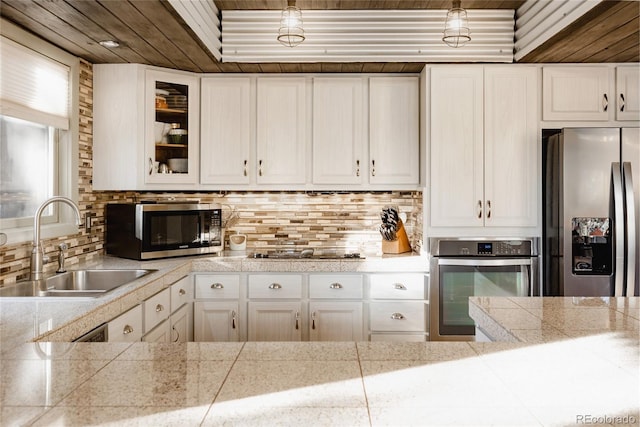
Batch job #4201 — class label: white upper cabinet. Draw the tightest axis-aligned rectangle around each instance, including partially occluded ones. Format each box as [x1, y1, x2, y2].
[369, 77, 420, 185]
[256, 77, 308, 185]
[430, 67, 484, 228]
[93, 64, 199, 190]
[200, 77, 252, 184]
[542, 66, 610, 121]
[430, 66, 539, 232]
[484, 67, 538, 228]
[312, 77, 366, 185]
[616, 66, 640, 121]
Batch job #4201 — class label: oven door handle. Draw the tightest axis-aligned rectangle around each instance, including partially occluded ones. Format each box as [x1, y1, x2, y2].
[436, 258, 532, 267]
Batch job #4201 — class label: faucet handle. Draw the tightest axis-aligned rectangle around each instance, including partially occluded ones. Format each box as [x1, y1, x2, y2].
[58, 243, 68, 251]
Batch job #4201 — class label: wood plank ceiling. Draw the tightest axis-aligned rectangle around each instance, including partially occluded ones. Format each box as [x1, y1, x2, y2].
[0, 0, 637, 74]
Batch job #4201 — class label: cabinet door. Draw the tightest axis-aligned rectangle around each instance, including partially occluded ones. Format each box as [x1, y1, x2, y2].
[484, 66, 538, 227]
[430, 67, 484, 227]
[142, 319, 171, 343]
[616, 66, 640, 121]
[145, 69, 200, 185]
[247, 301, 302, 341]
[201, 77, 252, 184]
[194, 301, 239, 342]
[170, 304, 191, 343]
[256, 78, 307, 184]
[309, 301, 363, 341]
[369, 77, 420, 185]
[542, 66, 610, 121]
[312, 77, 365, 185]
[107, 305, 142, 342]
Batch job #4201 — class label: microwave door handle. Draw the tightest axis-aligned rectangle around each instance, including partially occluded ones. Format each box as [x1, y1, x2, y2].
[623, 162, 637, 296]
[612, 162, 625, 297]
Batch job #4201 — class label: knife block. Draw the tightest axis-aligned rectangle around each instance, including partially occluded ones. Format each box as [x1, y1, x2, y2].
[381, 220, 412, 254]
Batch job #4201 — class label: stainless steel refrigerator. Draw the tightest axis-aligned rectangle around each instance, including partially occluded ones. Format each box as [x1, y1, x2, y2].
[543, 128, 639, 297]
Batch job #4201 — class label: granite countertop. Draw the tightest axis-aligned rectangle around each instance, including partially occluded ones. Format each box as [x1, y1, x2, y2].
[2, 261, 638, 426]
[0, 252, 427, 352]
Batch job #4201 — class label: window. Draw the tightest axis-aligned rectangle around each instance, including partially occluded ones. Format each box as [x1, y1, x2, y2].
[0, 19, 79, 244]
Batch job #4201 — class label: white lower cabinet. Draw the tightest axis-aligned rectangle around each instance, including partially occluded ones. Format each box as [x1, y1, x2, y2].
[194, 301, 239, 342]
[193, 273, 242, 342]
[368, 273, 428, 341]
[107, 304, 143, 342]
[309, 274, 364, 341]
[309, 301, 363, 341]
[170, 304, 190, 343]
[248, 301, 302, 341]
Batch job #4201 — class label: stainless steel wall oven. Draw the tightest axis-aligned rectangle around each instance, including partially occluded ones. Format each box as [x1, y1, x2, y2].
[429, 238, 540, 341]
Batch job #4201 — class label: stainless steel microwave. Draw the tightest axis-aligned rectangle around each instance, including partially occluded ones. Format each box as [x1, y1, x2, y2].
[106, 202, 223, 260]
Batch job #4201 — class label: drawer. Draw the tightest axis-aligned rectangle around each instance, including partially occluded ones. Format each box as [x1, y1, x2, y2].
[369, 301, 426, 332]
[248, 274, 302, 299]
[107, 305, 142, 342]
[144, 287, 171, 333]
[170, 276, 192, 311]
[370, 333, 427, 342]
[195, 274, 240, 299]
[309, 274, 363, 299]
[369, 274, 425, 300]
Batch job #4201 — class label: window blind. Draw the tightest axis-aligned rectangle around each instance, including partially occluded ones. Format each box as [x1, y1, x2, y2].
[0, 36, 70, 129]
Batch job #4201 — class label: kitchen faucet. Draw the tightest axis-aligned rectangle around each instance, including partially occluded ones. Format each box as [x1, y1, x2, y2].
[31, 196, 82, 280]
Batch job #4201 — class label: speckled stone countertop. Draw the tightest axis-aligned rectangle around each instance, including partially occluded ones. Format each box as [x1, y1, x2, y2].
[0, 252, 427, 352]
[469, 296, 640, 343]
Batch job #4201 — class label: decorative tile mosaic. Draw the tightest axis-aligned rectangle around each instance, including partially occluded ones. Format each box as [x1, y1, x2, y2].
[0, 61, 423, 286]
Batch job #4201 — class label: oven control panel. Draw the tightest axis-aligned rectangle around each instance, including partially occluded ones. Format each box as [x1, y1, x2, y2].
[432, 239, 537, 257]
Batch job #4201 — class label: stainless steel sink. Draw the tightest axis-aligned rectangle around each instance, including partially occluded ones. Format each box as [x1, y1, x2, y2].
[0, 269, 156, 298]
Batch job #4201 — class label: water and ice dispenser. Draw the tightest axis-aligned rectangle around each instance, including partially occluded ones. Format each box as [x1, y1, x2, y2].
[571, 218, 612, 276]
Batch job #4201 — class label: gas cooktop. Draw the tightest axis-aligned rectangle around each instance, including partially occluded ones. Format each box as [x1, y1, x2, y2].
[248, 250, 364, 260]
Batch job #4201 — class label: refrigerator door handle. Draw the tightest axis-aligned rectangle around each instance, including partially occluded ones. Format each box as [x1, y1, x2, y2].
[623, 162, 636, 296]
[612, 162, 625, 297]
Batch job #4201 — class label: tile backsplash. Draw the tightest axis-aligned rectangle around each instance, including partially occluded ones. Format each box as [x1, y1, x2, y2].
[0, 61, 423, 286]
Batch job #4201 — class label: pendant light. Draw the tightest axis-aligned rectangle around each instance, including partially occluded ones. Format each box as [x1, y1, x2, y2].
[277, 0, 305, 47]
[442, 0, 471, 48]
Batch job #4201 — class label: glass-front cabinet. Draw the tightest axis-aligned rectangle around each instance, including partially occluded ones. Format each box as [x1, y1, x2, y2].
[145, 69, 199, 185]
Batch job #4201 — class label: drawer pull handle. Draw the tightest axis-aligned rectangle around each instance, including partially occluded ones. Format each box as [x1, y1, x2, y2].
[329, 282, 343, 289]
[171, 325, 180, 342]
[269, 283, 282, 290]
[155, 304, 164, 313]
[390, 312, 405, 320]
[211, 283, 224, 289]
[295, 311, 300, 330]
[394, 283, 407, 290]
[178, 288, 186, 296]
[620, 93, 625, 112]
[603, 93, 609, 112]
[232, 310, 237, 329]
[123, 325, 134, 335]
[311, 311, 316, 329]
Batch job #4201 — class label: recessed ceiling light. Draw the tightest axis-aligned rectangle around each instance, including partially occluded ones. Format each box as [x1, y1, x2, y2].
[99, 40, 120, 48]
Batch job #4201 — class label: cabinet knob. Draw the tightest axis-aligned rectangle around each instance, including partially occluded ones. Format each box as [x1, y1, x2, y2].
[356, 160, 360, 177]
[123, 325, 134, 335]
[311, 311, 316, 330]
[155, 304, 164, 313]
[371, 159, 376, 177]
[268, 283, 282, 290]
[394, 283, 407, 290]
[329, 282, 343, 289]
[211, 283, 224, 289]
[171, 325, 180, 342]
[295, 311, 300, 330]
[390, 312, 405, 320]
[178, 288, 186, 296]
[232, 310, 237, 329]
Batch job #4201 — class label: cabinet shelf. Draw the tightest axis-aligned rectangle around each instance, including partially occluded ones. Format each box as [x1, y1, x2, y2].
[156, 143, 187, 149]
[156, 107, 186, 114]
